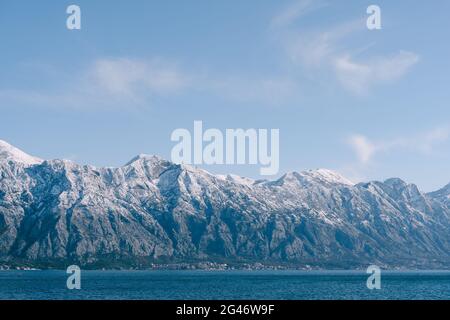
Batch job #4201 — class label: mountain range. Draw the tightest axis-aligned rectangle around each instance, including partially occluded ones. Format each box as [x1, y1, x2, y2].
[0, 140, 449, 269]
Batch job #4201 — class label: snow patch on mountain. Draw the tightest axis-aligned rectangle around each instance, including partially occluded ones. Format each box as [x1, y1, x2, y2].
[428, 183, 450, 204]
[1, 139, 449, 269]
[304, 169, 354, 186]
[0, 140, 43, 165]
[217, 174, 255, 186]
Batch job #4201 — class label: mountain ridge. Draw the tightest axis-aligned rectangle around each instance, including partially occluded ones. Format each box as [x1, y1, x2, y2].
[0, 140, 43, 165]
[0, 140, 449, 269]
[1, 139, 444, 192]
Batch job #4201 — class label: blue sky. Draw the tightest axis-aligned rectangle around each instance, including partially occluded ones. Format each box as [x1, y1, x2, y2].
[0, 0, 449, 191]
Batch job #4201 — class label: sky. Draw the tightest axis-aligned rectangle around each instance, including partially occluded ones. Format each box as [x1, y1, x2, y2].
[0, 0, 449, 191]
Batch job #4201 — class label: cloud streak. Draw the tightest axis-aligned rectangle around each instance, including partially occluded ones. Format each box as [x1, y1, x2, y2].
[347, 134, 376, 164]
[0, 57, 297, 110]
[90, 58, 189, 98]
[270, 0, 327, 28]
[348, 127, 450, 164]
[272, 1, 419, 94]
[0, 1, 421, 111]
[334, 51, 419, 94]
[0, 58, 192, 111]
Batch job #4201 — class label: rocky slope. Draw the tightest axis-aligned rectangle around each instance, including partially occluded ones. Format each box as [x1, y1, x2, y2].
[0, 140, 449, 269]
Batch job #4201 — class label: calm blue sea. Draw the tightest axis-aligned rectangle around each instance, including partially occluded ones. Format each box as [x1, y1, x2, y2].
[0, 270, 449, 300]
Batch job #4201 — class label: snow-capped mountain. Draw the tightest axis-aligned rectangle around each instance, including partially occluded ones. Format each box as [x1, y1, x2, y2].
[0, 141, 449, 269]
[0, 140, 42, 165]
[428, 183, 450, 206]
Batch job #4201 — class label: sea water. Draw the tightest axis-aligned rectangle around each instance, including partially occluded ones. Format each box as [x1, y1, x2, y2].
[0, 270, 449, 300]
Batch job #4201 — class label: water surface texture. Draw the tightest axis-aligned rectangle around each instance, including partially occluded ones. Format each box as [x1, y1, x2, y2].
[0, 270, 449, 300]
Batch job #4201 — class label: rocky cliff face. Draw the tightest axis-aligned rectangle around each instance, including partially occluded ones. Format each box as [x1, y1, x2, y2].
[0, 140, 449, 268]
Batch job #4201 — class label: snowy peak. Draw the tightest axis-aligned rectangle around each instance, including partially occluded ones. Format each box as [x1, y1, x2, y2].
[124, 154, 165, 166]
[217, 174, 255, 186]
[123, 154, 174, 180]
[384, 178, 408, 189]
[428, 183, 450, 204]
[440, 183, 450, 197]
[0, 140, 43, 165]
[0, 142, 449, 269]
[431, 182, 450, 196]
[266, 169, 353, 188]
[302, 169, 354, 186]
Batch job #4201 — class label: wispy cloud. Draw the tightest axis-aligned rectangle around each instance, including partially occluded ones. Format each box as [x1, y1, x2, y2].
[347, 134, 376, 164]
[0, 1, 421, 110]
[334, 51, 419, 94]
[342, 127, 450, 184]
[284, 18, 363, 67]
[348, 127, 450, 164]
[90, 58, 189, 98]
[270, 0, 327, 29]
[272, 1, 419, 94]
[0, 57, 298, 110]
[0, 58, 192, 110]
